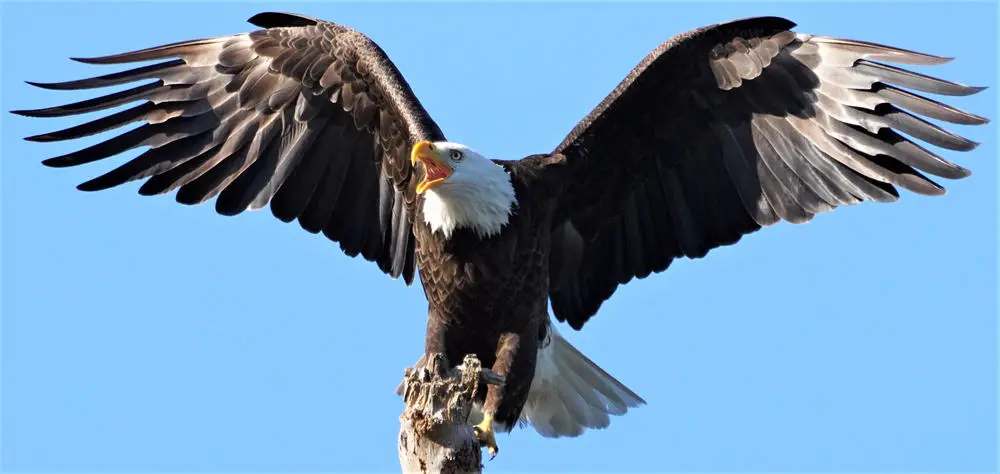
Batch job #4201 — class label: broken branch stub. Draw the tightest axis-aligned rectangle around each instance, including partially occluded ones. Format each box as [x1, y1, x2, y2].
[397, 354, 504, 474]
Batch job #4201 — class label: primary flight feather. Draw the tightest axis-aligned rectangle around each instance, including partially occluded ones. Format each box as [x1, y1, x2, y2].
[13, 11, 988, 457]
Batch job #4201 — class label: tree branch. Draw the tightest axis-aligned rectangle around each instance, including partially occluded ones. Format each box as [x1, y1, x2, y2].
[397, 354, 504, 474]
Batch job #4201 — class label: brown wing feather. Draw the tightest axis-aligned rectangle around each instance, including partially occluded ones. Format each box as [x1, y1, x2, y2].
[548, 16, 988, 329]
[13, 12, 445, 284]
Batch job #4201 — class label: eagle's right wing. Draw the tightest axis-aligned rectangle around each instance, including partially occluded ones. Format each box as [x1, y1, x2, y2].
[14, 12, 446, 284]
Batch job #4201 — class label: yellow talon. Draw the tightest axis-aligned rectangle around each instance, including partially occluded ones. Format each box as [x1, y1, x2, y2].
[472, 415, 499, 459]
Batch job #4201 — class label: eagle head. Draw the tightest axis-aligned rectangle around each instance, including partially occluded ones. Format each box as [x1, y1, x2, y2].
[410, 141, 517, 239]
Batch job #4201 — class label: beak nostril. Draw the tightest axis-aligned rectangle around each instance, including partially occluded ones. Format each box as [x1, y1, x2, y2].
[427, 143, 435, 150]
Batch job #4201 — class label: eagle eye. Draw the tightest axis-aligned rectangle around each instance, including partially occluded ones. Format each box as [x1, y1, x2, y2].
[450, 150, 464, 162]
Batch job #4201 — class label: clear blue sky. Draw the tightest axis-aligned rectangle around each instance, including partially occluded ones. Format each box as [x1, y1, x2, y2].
[2, 2, 996, 472]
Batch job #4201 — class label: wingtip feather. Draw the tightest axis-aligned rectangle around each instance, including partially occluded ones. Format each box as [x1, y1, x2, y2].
[76, 180, 106, 192]
[247, 12, 320, 29]
[70, 56, 106, 65]
[24, 132, 59, 143]
[41, 157, 74, 168]
[25, 80, 60, 90]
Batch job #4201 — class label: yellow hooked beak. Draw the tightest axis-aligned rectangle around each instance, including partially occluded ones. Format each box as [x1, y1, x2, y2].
[411, 140, 453, 194]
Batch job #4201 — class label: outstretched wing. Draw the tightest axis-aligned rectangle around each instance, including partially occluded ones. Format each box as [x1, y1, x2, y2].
[13, 12, 446, 284]
[548, 17, 988, 329]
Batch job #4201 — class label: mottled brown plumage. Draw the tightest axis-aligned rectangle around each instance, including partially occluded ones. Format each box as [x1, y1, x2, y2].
[13, 11, 987, 453]
[415, 155, 568, 429]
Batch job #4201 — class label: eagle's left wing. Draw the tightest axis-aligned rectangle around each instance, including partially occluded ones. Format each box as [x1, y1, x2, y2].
[547, 17, 988, 330]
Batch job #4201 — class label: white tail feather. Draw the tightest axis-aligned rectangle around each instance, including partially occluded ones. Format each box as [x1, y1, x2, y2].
[518, 322, 645, 438]
[395, 320, 644, 438]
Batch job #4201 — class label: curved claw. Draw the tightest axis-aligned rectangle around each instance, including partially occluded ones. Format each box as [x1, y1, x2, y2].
[472, 417, 499, 460]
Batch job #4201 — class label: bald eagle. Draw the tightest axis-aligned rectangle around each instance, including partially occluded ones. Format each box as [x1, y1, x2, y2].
[12, 11, 988, 457]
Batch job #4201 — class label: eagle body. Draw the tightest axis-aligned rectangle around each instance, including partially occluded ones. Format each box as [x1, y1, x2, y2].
[415, 154, 565, 429]
[14, 10, 988, 457]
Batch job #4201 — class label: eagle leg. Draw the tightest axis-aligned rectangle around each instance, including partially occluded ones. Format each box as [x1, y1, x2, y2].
[472, 414, 499, 459]
[423, 316, 450, 375]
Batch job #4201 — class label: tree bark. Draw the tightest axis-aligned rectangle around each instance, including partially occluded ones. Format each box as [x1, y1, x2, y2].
[397, 354, 503, 474]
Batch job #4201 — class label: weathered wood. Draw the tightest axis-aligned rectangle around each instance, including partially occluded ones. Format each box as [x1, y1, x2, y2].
[397, 354, 504, 474]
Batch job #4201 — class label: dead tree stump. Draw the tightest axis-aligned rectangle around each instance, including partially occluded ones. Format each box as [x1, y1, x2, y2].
[397, 354, 503, 474]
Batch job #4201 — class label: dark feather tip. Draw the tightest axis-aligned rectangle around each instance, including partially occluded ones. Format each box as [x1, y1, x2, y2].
[24, 80, 58, 90]
[70, 56, 104, 65]
[136, 186, 159, 197]
[41, 157, 75, 168]
[248, 12, 319, 29]
[70, 55, 126, 65]
[24, 79, 87, 91]
[76, 180, 105, 192]
[10, 107, 60, 118]
[24, 132, 59, 142]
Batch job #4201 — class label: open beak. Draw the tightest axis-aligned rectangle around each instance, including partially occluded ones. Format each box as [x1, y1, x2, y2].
[411, 141, 453, 194]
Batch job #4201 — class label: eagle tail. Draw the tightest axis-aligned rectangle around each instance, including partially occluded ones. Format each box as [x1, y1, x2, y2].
[518, 325, 645, 438]
[394, 325, 645, 439]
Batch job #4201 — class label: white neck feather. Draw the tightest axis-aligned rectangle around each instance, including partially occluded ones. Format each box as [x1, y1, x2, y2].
[422, 165, 517, 240]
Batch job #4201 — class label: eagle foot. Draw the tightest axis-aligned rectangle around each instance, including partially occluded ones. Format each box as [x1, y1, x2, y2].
[472, 415, 499, 460]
